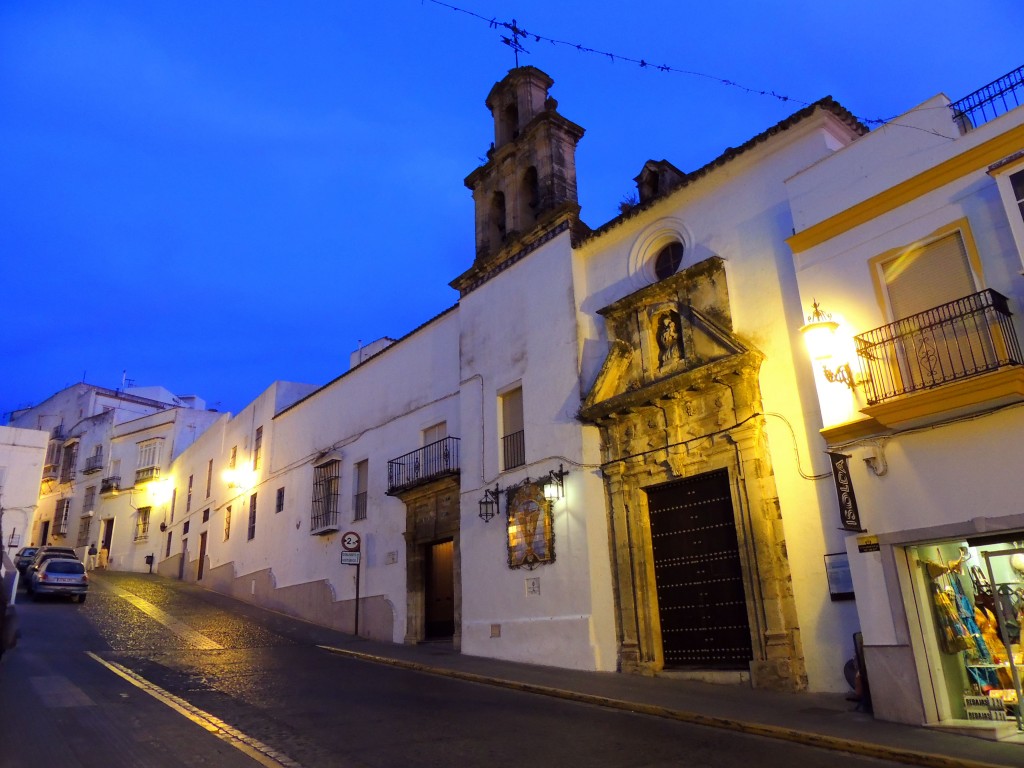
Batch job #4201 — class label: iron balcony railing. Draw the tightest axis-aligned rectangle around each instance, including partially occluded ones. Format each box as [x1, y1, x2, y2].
[101, 476, 121, 494]
[135, 466, 161, 485]
[387, 437, 460, 494]
[83, 454, 104, 474]
[353, 491, 367, 521]
[42, 465, 59, 482]
[502, 430, 525, 471]
[310, 461, 340, 534]
[855, 289, 1022, 406]
[949, 65, 1024, 130]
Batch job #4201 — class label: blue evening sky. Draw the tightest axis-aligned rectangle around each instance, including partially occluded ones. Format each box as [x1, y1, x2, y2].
[3, 1, 1021, 417]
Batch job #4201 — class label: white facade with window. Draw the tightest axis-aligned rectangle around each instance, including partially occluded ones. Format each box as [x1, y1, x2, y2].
[788, 87, 1024, 731]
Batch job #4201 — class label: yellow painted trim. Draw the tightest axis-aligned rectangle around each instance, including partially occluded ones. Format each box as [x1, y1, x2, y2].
[860, 367, 1024, 429]
[789, 122, 1024, 253]
[820, 417, 889, 446]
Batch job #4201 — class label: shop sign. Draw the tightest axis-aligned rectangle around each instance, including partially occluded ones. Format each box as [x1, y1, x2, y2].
[857, 535, 880, 553]
[828, 451, 864, 532]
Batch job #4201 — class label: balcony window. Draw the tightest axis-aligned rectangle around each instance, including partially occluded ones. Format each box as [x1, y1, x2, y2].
[353, 460, 368, 521]
[83, 446, 103, 474]
[59, 442, 78, 483]
[135, 506, 151, 541]
[500, 386, 525, 471]
[247, 493, 257, 540]
[856, 289, 1022, 406]
[311, 460, 340, 534]
[54, 498, 71, 537]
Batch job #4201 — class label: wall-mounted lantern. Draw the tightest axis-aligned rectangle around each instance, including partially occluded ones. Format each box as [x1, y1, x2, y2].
[800, 300, 860, 390]
[479, 484, 502, 522]
[543, 464, 569, 501]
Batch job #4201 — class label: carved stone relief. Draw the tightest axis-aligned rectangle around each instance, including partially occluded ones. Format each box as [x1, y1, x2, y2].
[580, 256, 806, 691]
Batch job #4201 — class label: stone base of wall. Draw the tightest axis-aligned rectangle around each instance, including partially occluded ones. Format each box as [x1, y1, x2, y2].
[156, 558, 395, 642]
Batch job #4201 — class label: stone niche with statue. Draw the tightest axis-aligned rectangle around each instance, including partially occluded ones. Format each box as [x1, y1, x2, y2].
[580, 255, 807, 691]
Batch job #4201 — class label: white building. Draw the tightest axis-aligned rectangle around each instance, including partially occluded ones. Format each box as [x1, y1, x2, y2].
[0, 425, 48, 551]
[9, 383, 219, 565]
[788, 66, 1024, 734]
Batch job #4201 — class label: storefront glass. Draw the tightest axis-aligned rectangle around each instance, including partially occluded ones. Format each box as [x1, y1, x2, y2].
[912, 536, 1024, 731]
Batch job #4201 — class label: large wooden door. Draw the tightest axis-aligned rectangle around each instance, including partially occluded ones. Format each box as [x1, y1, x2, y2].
[425, 539, 454, 638]
[646, 469, 753, 669]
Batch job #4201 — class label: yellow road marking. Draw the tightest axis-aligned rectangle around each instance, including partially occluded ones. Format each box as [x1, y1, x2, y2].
[87, 652, 303, 768]
[99, 581, 223, 650]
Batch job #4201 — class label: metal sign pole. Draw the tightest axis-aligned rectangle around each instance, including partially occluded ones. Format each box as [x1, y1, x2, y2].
[354, 558, 360, 638]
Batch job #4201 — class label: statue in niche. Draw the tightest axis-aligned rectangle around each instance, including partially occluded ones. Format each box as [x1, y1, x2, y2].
[655, 310, 683, 369]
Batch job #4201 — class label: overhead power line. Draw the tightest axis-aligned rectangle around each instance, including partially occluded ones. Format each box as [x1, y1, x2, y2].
[425, 0, 951, 136]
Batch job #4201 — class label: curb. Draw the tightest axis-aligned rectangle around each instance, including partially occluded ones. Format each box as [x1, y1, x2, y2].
[318, 645, 1013, 768]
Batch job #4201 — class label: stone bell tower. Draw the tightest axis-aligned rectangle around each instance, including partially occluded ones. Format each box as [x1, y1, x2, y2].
[459, 67, 585, 278]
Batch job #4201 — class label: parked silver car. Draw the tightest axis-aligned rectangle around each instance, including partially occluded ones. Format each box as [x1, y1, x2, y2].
[29, 558, 88, 602]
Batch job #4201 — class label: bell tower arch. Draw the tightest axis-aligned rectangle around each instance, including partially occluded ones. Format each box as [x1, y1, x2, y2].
[463, 67, 585, 268]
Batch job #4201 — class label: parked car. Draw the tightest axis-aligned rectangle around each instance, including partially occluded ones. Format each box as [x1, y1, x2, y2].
[14, 547, 39, 575]
[23, 548, 79, 589]
[29, 558, 88, 602]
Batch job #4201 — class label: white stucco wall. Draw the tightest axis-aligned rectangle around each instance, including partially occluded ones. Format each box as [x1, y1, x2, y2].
[0, 425, 48, 550]
[457, 231, 617, 672]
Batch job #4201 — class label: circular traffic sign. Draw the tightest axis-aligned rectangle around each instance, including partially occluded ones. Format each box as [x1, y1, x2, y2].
[341, 531, 361, 552]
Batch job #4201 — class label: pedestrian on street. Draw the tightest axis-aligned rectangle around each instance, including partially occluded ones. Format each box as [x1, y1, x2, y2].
[87, 543, 98, 571]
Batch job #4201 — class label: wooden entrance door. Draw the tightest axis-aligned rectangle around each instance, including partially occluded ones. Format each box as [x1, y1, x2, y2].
[425, 539, 454, 638]
[179, 538, 188, 580]
[197, 532, 207, 580]
[645, 468, 753, 669]
[39, 521, 50, 546]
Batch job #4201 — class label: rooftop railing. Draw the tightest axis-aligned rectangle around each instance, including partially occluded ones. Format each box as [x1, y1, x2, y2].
[855, 289, 1022, 405]
[949, 65, 1024, 130]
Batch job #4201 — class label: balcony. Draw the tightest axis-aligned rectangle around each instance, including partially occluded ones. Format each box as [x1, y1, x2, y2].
[42, 465, 58, 482]
[135, 466, 161, 485]
[387, 437, 460, 495]
[855, 289, 1024, 427]
[82, 454, 103, 474]
[100, 476, 121, 495]
[949, 65, 1024, 130]
[502, 430, 525, 471]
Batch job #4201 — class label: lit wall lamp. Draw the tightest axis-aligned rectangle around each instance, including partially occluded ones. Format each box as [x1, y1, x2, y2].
[479, 484, 502, 522]
[800, 300, 860, 390]
[543, 464, 569, 501]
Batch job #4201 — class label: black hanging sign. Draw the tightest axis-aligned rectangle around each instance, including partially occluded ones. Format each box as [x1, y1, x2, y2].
[828, 452, 865, 532]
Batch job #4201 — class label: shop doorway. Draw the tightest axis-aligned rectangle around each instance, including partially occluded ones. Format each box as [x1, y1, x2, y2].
[425, 539, 454, 639]
[39, 520, 50, 546]
[645, 468, 753, 669]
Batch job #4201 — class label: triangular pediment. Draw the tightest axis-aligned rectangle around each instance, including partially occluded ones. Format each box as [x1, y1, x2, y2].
[581, 257, 759, 420]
